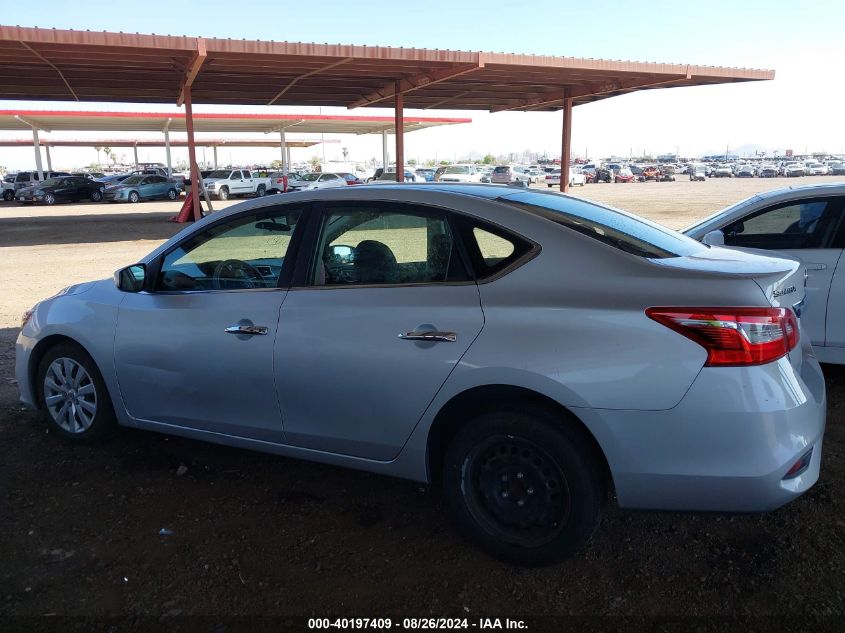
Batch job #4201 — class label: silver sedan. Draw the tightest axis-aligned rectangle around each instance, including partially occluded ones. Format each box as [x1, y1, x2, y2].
[16, 184, 825, 566]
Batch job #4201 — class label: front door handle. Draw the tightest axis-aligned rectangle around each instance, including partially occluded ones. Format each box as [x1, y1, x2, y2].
[225, 324, 268, 335]
[398, 330, 457, 342]
[805, 263, 827, 271]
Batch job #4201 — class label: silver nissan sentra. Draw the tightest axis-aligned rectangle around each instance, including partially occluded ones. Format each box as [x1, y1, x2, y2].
[15, 184, 826, 566]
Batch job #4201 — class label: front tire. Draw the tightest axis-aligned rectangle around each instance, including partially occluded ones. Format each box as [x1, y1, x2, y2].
[3, 189, 14, 201]
[36, 342, 116, 443]
[442, 407, 605, 566]
[44, 193, 56, 205]
[128, 191, 140, 203]
[166, 188, 178, 200]
[90, 190, 102, 202]
[218, 186, 230, 201]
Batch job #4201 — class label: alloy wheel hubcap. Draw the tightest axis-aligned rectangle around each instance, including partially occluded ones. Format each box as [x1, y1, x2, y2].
[43, 357, 97, 433]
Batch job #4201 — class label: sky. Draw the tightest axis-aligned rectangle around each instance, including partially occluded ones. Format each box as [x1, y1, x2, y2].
[1, 0, 843, 170]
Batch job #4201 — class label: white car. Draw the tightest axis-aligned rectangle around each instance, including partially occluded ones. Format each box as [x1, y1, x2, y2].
[806, 163, 829, 176]
[286, 172, 348, 191]
[437, 164, 483, 183]
[785, 163, 806, 177]
[201, 169, 272, 200]
[545, 169, 585, 187]
[684, 183, 845, 364]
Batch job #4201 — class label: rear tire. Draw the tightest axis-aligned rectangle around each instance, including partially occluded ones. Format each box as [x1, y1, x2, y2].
[36, 342, 116, 443]
[442, 407, 605, 566]
[256, 184, 266, 197]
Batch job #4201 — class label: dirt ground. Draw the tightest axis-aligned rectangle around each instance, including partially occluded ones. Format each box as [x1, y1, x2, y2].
[1, 178, 844, 621]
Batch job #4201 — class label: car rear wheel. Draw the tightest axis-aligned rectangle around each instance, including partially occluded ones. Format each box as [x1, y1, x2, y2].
[36, 342, 116, 443]
[90, 190, 102, 202]
[128, 191, 140, 203]
[442, 407, 605, 566]
[256, 184, 266, 197]
[167, 188, 178, 200]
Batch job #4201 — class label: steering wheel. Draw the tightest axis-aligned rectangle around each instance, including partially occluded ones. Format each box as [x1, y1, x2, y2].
[212, 259, 263, 289]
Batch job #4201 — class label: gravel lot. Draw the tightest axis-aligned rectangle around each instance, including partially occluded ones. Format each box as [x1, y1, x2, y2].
[1, 178, 844, 619]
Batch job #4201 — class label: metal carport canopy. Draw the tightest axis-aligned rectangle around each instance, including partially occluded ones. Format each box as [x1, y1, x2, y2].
[0, 25, 774, 213]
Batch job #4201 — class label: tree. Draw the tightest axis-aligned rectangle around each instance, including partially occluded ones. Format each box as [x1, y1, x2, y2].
[270, 159, 283, 169]
[342, 147, 349, 161]
[102, 147, 114, 165]
[407, 158, 417, 166]
[94, 146, 103, 167]
[439, 160, 451, 165]
[309, 155, 321, 171]
[482, 153, 495, 164]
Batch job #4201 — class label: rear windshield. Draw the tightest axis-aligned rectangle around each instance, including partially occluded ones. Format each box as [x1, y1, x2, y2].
[492, 166, 510, 173]
[499, 191, 702, 259]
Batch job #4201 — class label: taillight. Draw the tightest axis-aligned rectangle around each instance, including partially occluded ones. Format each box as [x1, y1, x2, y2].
[646, 307, 799, 367]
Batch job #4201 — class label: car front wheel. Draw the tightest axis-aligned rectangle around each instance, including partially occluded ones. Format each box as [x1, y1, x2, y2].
[128, 191, 140, 203]
[443, 407, 605, 566]
[36, 342, 116, 443]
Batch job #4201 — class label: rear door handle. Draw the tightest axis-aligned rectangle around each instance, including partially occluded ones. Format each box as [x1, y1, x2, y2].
[398, 330, 457, 342]
[225, 324, 268, 335]
[805, 263, 827, 270]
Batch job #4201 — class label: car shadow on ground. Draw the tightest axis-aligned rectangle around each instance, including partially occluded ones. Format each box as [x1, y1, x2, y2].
[0, 211, 185, 247]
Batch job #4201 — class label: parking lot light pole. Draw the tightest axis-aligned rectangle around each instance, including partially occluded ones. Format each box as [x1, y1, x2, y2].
[560, 94, 573, 194]
[394, 82, 404, 182]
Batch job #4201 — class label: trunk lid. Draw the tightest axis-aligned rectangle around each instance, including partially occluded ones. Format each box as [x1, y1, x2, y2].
[650, 246, 807, 370]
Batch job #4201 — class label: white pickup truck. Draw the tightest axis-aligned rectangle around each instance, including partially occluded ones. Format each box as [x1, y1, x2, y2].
[201, 169, 272, 200]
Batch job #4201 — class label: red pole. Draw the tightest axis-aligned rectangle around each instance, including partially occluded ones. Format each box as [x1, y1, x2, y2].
[394, 82, 404, 182]
[184, 86, 202, 221]
[560, 95, 573, 194]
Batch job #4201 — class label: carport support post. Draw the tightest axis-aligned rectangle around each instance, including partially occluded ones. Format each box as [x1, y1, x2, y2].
[382, 130, 388, 170]
[133, 144, 139, 170]
[164, 126, 172, 177]
[560, 95, 573, 194]
[394, 83, 404, 182]
[213, 146, 218, 169]
[32, 128, 44, 181]
[45, 145, 52, 172]
[184, 85, 202, 221]
[279, 128, 288, 190]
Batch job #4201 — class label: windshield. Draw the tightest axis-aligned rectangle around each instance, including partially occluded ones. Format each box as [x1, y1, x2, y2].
[41, 178, 67, 187]
[444, 166, 470, 174]
[298, 173, 321, 182]
[500, 191, 703, 259]
[207, 170, 232, 179]
[120, 176, 145, 185]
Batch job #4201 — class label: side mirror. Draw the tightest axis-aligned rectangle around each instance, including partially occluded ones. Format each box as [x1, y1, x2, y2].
[702, 230, 725, 247]
[114, 264, 146, 292]
[329, 244, 354, 263]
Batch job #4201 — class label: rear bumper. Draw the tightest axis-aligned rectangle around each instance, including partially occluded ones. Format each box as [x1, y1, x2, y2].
[576, 348, 826, 512]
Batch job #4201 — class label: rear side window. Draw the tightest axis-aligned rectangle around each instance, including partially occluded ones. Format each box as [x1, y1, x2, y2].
[500, 191, 701, 259]
[724, 198, 843, 250]
[452, 217, 534, 280]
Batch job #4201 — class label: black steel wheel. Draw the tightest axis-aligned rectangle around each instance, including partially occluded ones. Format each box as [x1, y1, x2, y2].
[443, 407, 605, 566]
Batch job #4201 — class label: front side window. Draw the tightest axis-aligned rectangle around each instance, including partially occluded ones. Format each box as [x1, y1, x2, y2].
[724, 199, 842, 250]
[311, 206, 467, 286]
[157, 207, 302, 291]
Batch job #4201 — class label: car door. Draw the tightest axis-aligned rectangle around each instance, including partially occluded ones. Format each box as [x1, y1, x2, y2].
[54, 178, 78, 201]
[823, 220, 845, 349]
[721, 196, 845, 347]
[274, 201, 484, 460]
[113, 204, 306, 441]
